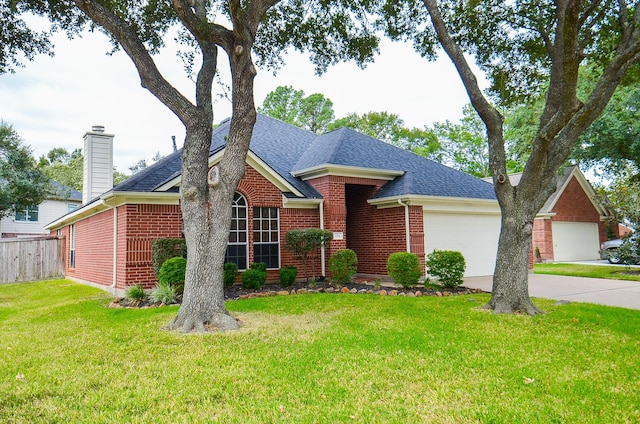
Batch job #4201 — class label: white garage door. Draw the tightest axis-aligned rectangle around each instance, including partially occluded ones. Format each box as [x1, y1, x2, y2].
[424, 212, 501, 277]
[551, 222, 600, 261]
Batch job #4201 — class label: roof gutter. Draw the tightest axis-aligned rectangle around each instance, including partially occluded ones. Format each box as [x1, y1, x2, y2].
[398, 199, 411, 252]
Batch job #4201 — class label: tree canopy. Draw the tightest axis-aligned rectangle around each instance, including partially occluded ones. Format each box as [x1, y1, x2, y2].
[0, 122, 50, 218]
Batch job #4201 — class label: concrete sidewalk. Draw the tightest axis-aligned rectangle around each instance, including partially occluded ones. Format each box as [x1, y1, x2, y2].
[463, 273, 640, 311]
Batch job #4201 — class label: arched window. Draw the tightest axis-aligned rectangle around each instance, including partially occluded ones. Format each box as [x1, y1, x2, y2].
[225, 192, 247, 270]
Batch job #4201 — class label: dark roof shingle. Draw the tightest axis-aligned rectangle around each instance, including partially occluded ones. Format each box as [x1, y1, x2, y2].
[111, 113, 495, 201]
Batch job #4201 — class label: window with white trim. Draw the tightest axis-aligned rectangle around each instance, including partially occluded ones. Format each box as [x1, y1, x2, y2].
[14, 205, 39, 222]
[69, 224, 76, 268]
[225, 192, 248, 270]
[253, 207, 279, 269]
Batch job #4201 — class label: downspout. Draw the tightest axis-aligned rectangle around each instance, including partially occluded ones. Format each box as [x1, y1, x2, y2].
[101, 200, 118, 293]
[319, 200, 326, 277]
[398, 199, 411, 252]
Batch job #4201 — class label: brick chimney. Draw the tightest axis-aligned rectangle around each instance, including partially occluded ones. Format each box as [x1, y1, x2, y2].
[82, 125, 114, 203]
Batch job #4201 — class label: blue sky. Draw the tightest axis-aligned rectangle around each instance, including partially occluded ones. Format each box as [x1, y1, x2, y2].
[0, 29, 484, 173]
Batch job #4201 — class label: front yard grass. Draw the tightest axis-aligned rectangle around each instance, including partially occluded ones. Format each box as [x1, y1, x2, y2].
[1, 279, 639, 423]
[534, 262, 640, 281]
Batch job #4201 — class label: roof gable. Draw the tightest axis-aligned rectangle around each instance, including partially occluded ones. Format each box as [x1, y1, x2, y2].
[541, 165, 606, 217]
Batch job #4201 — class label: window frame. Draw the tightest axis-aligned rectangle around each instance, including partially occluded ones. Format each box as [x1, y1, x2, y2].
[252, 206, 280, 269]
[14, 205, 39, 222]
[225, 192, 248, 271]
[69, 224, 76, 269]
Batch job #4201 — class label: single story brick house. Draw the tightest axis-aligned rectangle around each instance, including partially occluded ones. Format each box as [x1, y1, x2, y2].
[46, 115, 504, 294]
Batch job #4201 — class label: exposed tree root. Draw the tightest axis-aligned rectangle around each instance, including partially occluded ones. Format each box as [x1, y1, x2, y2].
[480, 298, 543, 316]
[164, 312, 240, 333]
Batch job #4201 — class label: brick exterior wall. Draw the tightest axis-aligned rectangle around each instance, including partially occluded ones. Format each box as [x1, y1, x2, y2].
[311, 176, 425, 276]
[66, 207, 115, 286]
[532, 218, 554, 262]
[62, 164, 427, 288]
[119, 204, 183, 289]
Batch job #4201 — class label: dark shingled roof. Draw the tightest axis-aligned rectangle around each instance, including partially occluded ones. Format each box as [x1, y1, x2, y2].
[112, 113, 495, 201]
[50, 181, 82, 201]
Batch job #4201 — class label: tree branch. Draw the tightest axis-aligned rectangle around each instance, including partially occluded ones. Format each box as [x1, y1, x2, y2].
[421, 0, 507, 181]
[171, 0, 234, 54]
[72, 0, 196, 126]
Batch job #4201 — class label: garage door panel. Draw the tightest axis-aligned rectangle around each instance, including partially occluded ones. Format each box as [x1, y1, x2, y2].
[551, 222, 599, 261]
[424, 212, 501, 277]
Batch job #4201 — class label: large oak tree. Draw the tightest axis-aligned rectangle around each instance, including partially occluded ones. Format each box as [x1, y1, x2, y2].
[13, 0, 378, 332]
[383, 0, 640, 314]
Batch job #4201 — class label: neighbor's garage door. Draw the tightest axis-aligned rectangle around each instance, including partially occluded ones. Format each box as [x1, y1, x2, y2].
[551, 221, 600, 262]
[424, 212, 501, 277]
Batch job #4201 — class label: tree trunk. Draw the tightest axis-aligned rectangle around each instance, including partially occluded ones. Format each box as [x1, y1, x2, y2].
[483, 203, 542, 315]
[164, 121, 240, 332]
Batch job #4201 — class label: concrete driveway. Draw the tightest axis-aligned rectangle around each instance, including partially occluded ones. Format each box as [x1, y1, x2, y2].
[463, 272, 640, 311]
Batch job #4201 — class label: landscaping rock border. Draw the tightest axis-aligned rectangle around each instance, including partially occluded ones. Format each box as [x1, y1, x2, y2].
[109, 280, 485, 309]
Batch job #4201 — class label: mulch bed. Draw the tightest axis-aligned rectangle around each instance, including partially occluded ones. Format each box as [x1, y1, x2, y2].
[110, 279, 484, 309]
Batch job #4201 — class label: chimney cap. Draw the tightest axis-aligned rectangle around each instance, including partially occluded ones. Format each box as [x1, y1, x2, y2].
[91, 125, 105, 133]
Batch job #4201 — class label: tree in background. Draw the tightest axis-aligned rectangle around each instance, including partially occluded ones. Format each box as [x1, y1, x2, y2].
[38, 147, 135, 191]
[574, 73, 640, 178]
[258, 86, 334, 133]
[383, 0, 640, 314]
[0, 122, 50, 218]
[13, 1, 378, 332]
[330, 111, 442, 160]
[39, 148, 83, 191]
[433, 104, 491, 177]
[260, 87, 443, 159]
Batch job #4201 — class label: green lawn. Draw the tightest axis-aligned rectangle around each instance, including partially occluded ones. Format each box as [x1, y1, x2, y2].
[1, 280, 639, 423]
[534, 262, 640, 281]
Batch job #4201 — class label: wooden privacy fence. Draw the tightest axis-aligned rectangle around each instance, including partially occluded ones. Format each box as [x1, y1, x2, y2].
[0, 236, 64, 284]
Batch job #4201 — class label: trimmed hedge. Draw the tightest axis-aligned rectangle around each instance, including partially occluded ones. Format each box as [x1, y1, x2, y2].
[279, 266, 297, 287]
[329, 249, 358, 286]
[158, 256, 186, 295]
[387, 252, 422, 289]
[152, 238, 186, 277]
[426, 250, 466, 289]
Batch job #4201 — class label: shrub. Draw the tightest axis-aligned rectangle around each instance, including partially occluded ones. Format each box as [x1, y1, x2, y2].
[284, 228, 334, 281]
[224, 262, 238, 288]
[158, 256, 186, 294]
[329, 249, 358, 286]
[151, 238, 186, 277]
[250, 262, 267, 272]
[242, 264, 267, 290]
[426, 250, 466, 289]
[150, 281, 177, 305]
[279, 266, 297, 287]
[124, 284, 145, 303]
[387, 252, 423, 289]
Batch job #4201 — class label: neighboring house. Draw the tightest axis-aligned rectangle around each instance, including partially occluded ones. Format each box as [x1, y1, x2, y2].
[46, 116, 502, 294]
[0, 181, 82, 238]
[501, 166, 609, 262]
